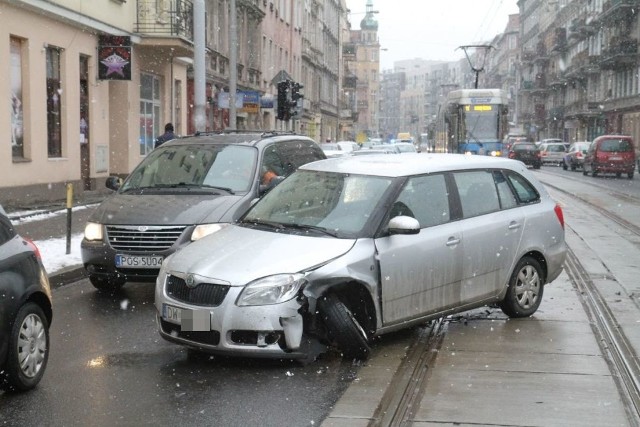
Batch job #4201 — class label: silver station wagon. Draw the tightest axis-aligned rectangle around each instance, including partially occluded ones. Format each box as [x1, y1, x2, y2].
[155, 154, 567, 360]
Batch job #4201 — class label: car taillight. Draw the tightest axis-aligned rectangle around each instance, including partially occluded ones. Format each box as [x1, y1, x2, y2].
[508, 151, 516, 159]
[24, 237, 42, 259]
[554, 203, 565, 229]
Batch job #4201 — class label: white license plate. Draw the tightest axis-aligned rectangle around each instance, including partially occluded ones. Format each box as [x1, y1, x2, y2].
[115, 254, 163, 268]
[163, 304, 182, 324]
[609, 156, 622, 161]
[162, 304, 211, 331]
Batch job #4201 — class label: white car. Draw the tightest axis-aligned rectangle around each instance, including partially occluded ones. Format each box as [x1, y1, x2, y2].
[155, 154, 567, 360]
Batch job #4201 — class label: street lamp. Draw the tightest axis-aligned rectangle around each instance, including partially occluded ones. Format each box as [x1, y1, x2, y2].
[458, 44, 494, 89]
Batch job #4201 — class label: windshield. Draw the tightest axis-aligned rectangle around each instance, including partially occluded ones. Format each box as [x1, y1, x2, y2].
[464, 110, 499, 141]
[120, 144, 257, 194]
[242, 170, 393, 237]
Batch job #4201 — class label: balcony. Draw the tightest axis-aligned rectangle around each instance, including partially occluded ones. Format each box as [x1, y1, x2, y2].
[600, 37, 638, 69]
[551, 28, 568, 52]
[548, 106, 564, 120]
[343, 43, 356, 57]
[135, 0, 194, 55]
[564, 101, 602, 118]
[548, 72, 567, 87]
[521, 50, 535, 64]
[600, 0, 640, 25]
[343, 75, 357, 90]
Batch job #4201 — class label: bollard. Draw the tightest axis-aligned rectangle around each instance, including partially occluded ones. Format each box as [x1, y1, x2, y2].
[66, 183, 73, 255]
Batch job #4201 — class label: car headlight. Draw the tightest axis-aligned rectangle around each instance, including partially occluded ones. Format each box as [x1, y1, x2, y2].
[191, 223, 228, 241]
[84, 222, 103, 241]
[237, 273, 306, 306]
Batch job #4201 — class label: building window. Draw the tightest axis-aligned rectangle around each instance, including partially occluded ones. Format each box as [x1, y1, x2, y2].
[46, 46, 63, 158]
[10, 36, 25, 159]
[139, 73, 162, 156]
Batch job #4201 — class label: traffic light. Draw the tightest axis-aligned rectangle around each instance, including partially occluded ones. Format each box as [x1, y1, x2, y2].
[276, 80, 290, 121]
[289, 82, 303, 118]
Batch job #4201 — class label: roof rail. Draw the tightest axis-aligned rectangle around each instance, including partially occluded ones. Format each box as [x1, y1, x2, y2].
[192, 129, 298, 137]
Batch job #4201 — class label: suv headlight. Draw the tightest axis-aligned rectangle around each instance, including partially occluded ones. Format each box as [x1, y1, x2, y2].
[237, 273, 306, 306]
[84, 222, 103, 241]
[191, 223, 228, 241]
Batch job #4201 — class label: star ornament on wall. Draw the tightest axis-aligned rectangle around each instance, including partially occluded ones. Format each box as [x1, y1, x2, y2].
[101, 54, 129, 77]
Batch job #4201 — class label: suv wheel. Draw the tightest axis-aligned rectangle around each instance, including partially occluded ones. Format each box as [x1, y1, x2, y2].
[318, 293, 370, 360]
[1, 302, 50, 392]
[499, 257, 544, 318]
[89, 274, 125, 292]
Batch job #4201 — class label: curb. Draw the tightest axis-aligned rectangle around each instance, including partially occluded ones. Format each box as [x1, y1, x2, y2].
[49, 265, 87, 289]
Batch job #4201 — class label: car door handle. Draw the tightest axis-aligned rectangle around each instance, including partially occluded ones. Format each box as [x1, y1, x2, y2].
[508, 221, 521, 230]
[446, 237, 461, 246]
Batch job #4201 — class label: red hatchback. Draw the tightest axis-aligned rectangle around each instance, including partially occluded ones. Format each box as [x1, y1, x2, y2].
[583, 135, 636, 179]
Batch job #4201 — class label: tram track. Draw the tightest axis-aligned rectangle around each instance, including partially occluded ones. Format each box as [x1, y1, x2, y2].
[363, 172, 640, 427]
[542, 173, 640, 425]
[368, 319, 446, 427]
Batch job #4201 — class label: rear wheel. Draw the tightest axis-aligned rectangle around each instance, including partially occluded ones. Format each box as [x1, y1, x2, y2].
[318, 293, 370, 360]
[499, 257, 544, 318]
[1, 303, 50, 392]
[629, 171, 635, 179]
[89, 274, 125, 292]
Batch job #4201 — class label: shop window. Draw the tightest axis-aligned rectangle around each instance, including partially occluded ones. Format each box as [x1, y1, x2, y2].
[47, 46, 63, 158]
[10, 36, 25, 159]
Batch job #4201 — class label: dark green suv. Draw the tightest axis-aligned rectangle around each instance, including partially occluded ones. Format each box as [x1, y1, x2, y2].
[81, 131, 326, 292]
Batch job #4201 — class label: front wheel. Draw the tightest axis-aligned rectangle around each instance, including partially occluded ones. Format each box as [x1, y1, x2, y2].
[1, 303, 50, 392]
[318, 294, 370, 360]
[499, 257, 544, 318]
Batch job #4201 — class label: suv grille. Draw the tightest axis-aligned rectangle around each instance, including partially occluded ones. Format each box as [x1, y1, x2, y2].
[106, 225, 186, 252]
[166, 275, 230, 306]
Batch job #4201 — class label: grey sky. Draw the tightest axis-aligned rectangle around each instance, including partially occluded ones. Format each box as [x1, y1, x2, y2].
[345, 0, 519, 70]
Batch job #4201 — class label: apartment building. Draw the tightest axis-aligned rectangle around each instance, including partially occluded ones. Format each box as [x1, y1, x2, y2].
[517, 0, 640, 144]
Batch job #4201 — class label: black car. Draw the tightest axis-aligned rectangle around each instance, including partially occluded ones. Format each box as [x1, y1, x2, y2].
[0, 206, 52, 392]
[508, 142, 542, 169]
[81, 131, 327, 292]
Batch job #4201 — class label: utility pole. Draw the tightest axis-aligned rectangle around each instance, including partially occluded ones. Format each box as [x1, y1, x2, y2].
[229, 0, 238, 129]
[193, 0, 206, 132]
[458, 44, 494, 89]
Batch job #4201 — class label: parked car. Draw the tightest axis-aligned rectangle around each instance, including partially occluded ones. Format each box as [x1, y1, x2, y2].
[562, 141, 590, 171]
[81, 131, 326, 292]
[371, 144, 401, 153]
[155, 154, 566, 360]
[336, 141, 360, 153]
[0, 206, 52, 392]
[393, 142, 418, 153]
[539, 142, 567, 166]
[507, 142, 541, 169]
[319, 142, 345, 158]
[583, 135, 636, 179]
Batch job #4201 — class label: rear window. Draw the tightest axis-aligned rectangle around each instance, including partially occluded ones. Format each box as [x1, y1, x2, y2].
[599, 138, 633, 152]
[545, 144, 565, 152]
[513, 144, 537, 152]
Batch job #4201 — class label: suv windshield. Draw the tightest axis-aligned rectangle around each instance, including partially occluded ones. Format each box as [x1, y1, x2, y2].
[242, 170, 393, 237]
[120, 144, 257, 194]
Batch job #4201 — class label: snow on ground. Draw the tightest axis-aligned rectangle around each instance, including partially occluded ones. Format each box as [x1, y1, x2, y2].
[8, 206, 93, 275]
[35, 233, 84, 275]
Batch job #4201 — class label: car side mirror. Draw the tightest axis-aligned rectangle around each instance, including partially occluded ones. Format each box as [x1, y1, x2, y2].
[105, 176, 123, 191]
[388, 216, 420, 235]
